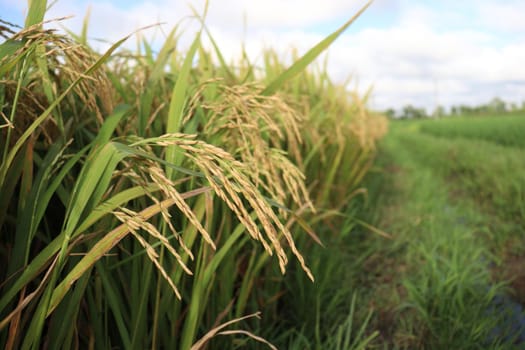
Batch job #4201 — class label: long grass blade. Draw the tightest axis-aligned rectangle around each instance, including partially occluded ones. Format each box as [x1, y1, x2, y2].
[164, 32, 202, 171]
[24, 0, 47, 28]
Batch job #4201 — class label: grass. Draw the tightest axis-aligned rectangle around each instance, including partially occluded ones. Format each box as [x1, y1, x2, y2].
[0, 1, 389, 349]
[395, 122, 525, 247]
[418, 113, 525, 148]
[357, 120, 525, 348]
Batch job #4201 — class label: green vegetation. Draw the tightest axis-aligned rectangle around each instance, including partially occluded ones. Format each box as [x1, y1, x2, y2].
[398, 125, 525, 244]
[2, 1, 525, 349]
[418, 114, 525, 148]
[0, 1, 391, 349]
[358, 120, 525, 348]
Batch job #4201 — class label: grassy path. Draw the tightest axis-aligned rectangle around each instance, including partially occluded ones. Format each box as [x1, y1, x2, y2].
[362, 122, 525, 349]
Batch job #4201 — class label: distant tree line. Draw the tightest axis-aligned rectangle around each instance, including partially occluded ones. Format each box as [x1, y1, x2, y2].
[386, 97, 525, 119]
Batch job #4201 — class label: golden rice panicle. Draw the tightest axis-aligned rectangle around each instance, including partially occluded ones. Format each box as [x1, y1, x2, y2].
[3, 18, 113, 120]
[1, 18, 113, 152]
[147, 162, 217, 250]
[347, 91, 388, 151]
[139, 133, 312, 279]
[119, 157, 196, 260]
[113, 207, 188, 300]
[200, 82, 314, 212]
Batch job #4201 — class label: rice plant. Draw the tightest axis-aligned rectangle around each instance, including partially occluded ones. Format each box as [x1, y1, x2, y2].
[0, 1, 387, 348]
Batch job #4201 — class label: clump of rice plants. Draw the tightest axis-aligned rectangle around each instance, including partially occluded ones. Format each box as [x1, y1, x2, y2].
[0, 0, 387, 349]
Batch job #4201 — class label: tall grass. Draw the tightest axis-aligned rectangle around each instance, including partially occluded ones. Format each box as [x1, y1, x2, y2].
[0, 1, 387, 348]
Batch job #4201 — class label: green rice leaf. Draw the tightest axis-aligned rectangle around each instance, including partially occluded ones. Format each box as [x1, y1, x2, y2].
[138, 27, 178, 135]
[25, 0, 47, 28]
[61, 143, 125, 239]
[0, 40, 25, 76]
[165, 31, 202, 171]
[97, 264, 132, 348]
[0, 185, 155, 315]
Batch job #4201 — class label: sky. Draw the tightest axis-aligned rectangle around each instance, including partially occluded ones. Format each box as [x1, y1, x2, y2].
[1, 0, 525, 112]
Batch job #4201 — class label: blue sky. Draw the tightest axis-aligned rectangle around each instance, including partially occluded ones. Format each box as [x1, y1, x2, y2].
[1, 0, 524, 112]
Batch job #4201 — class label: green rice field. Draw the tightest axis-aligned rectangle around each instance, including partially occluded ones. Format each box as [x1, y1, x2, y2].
[419, 113, 525, 148]
[2, 1, 525, 349]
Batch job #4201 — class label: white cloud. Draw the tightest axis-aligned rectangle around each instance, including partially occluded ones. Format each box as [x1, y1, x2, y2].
[45, 1, 186, 44]
[205, 0, 367, 29]
[4, 0, 525, 111]
[478, 1, 525, 33]
[317, 3, 525, 110]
